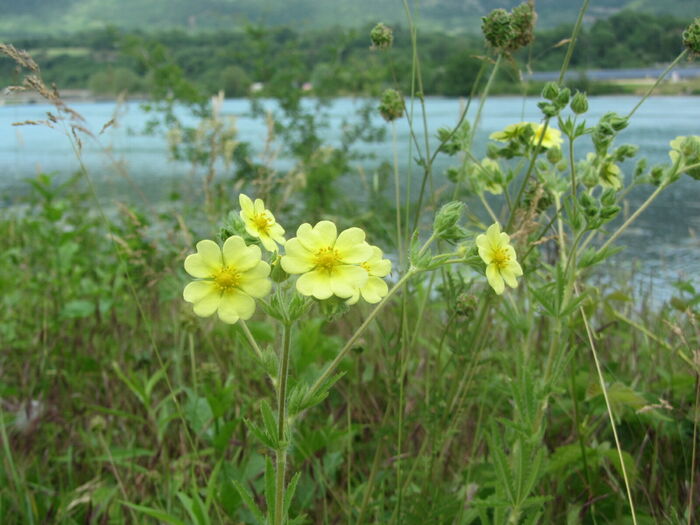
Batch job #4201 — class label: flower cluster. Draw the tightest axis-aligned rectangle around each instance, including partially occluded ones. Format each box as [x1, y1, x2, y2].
[281, 221, 391, 303]
[183, 197, 393, 324]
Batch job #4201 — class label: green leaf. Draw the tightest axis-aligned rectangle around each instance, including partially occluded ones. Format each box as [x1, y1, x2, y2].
[231, 480, 265, 525]
[121, 501, 188, 525]
[62, 299, 95, 319]
[265, 456, 276, 524]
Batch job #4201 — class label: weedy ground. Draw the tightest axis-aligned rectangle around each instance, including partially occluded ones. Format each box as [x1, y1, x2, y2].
[2, 5, 700, 525]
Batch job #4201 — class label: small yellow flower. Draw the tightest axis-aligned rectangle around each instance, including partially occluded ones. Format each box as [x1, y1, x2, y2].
[239, 194, 286, 252]
[476, 223, 523, 295]
[346, 246, 392, 305]
[281, 221, 372, 300]
[183, 236, 271, 324]
[532, 123, 563, 149]
[489, 122, 562, 149]
[489, 122, 531, 142]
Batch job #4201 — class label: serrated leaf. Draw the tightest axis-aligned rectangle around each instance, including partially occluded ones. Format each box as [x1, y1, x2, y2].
[231, 480, 265, 525]
[244, 418, 276, 449]
[285, 471, 301, 516]
[260, 400, 280, 449]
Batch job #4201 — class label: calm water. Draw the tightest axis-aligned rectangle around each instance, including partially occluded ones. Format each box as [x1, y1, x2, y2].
[1, 96, 699, 297]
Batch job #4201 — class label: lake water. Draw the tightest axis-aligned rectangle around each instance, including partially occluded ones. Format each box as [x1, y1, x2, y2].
[1, 96, 699, 299]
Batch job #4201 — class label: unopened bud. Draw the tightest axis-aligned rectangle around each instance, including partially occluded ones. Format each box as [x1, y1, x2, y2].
[541, 81, 559, 101]
[570, 91, 588, 114]
[433, 201, 465, 240]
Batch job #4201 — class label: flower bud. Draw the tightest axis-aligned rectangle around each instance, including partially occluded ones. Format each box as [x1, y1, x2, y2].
[537, 101, 559, 118]
[541, 81, 559, 101]
[556, 87, 571, 106]
[370, 23, 393, 50]
[433, 201, 465, 240]
[546, 146, 563, 164]
[378, 89, 404, 122]
[270, 255, 289, 283]
[683, 18, 700, 56]
[570, 91, 588, 114]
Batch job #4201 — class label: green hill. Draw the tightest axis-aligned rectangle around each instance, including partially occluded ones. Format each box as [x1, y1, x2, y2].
[0, 0, 696, 36]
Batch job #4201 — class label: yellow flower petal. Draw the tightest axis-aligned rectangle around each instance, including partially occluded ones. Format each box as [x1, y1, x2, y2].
[296, 270, 333, 300]
[192, 290, 222, 317]
[184, 253, 216, 278]
[500, 267, 518, 289]
[253, 198, 265, 214]
[281, 238, 314, 274]
[360, 276, 389, 303]
[183, 280, 218, 303]
[218, 290, 255, 323]
[486, 264, 505, 295]
[330, 265, 368, 298]
[314, 221, 337, 245]
[185, 240, 222, 278]
[222, 236, 261, 271]
[239, 193, 254, 215]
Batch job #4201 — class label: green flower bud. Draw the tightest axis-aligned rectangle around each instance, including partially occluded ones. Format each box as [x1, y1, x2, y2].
[579, 192, 596, 210]
[612, 144, 638, 161]
[270, 255, 289, 283]
[570, 91, 588, 114]
[370, 23, 393, 50]
[546, 146, 563, 164]
[600, 205, 621, 221]
[683, 18, 700, 56]
[555, 87, 571, 106]
[537, 101, 559, 118]
[541, 81, 559, 101]
[600, 188, 617, 206]
[433, 201, 465, 240]
[581, 165, 598, 188]
[602, 112, 629, 132]
[378, 88, 404, 122]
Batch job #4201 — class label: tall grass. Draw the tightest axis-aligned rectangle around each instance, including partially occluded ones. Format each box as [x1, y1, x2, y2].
[2, 4, 700, 525]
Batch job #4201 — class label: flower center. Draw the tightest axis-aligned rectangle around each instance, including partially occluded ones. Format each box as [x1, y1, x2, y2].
[214, 266, 241, 290]
[360, 262, 371, 272]
[252, 213, 272, 235]
[313, 246, 341, 272]
[491, 247, 510, 269]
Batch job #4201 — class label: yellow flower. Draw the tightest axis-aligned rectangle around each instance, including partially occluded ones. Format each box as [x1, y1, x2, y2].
[183, 236, 271, 324]
[281, 221, 372, 300]
[489, 122, 531, 142]
[346, 246, 392, 305]
[476, 223, 523, 295]
[489, 122, 562, 149]
[532, 123, 563, 149]
[239, 194, 286, 252]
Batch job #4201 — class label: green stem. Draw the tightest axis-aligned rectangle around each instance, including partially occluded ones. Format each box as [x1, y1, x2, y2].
[240, 320, 264, 361]
[274, 323, 293, 525]
[576, 284, 638, 525]
[452, 53, 503, 200]
[597, 182, 667, 255]
[626, 50, 688, 120]
[392, 122, 404, 268]
[305, 270, 416, 404]
[557, 0, 590, 84]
